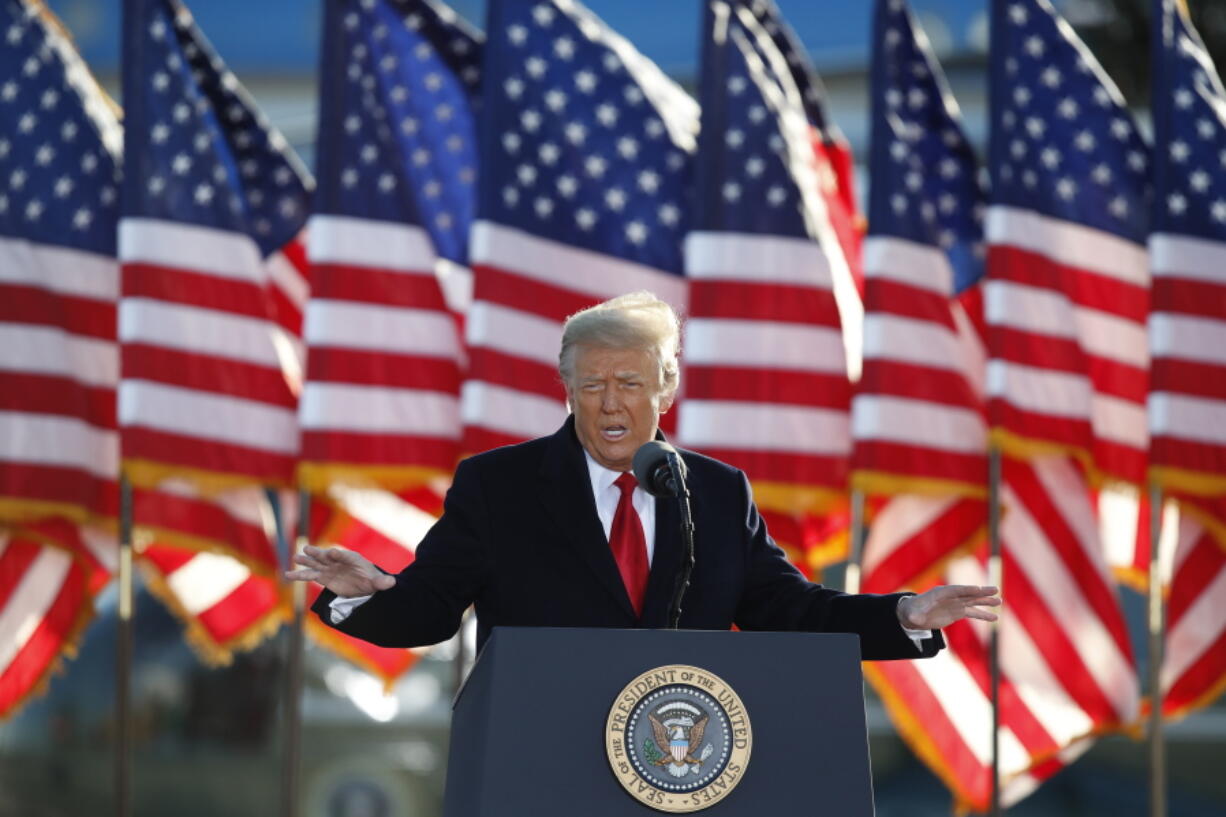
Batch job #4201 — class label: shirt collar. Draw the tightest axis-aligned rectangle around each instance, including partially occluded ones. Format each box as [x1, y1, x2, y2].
[583, 449, 627, 496]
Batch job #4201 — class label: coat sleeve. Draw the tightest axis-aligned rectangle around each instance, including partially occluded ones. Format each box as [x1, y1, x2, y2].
[310, 457, 493, 648]
[730, 472, 945, 661]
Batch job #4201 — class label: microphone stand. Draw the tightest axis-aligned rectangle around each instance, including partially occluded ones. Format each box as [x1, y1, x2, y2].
[667, 452, 695, 630]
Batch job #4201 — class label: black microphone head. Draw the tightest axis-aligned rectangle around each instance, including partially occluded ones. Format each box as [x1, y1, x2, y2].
[632, 441, 684, 497]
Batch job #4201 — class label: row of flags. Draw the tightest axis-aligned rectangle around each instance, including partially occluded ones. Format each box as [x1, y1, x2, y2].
[0, 0, 1223, 811]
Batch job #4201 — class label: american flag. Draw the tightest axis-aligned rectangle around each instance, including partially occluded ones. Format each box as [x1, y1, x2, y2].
[119, 0, 311, 495]
[678, 2, 855, 539]
[742, 0, 864, 294]
[0, 0, 122, 528]
[855, 0, 987, 510]
[860, 3, 1139, 809]
[461, 0, 693, 452]
[304, 485, 441, 686]
[1150, 0, 1226, 720]
[0, 0, 121, 719]
[985, 0, 1151, 487]
[298, 0, 480, 493]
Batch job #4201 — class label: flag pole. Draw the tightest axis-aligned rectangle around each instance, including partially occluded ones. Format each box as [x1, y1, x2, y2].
[846, 489, 865, 594]
[988, 446, 1003, 817]
[1147, 482, 1167, 817]
[279, 489, 309, 817]
[116, 475, 133, 817]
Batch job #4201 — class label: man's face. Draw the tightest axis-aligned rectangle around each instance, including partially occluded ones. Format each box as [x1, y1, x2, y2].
[566, 344, 673, 472]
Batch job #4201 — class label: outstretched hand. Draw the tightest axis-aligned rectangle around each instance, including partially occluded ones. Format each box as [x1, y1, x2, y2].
[284, 544, 395, 599]
[897, 585, 1001, 631]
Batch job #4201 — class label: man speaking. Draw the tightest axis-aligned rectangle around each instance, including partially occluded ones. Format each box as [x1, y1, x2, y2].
[288, 291, 999, 659]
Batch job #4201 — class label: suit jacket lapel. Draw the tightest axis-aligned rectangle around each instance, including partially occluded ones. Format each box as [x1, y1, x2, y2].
[537, 416, 637, 619]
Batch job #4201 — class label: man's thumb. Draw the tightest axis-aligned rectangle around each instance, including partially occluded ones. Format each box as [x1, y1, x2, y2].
[373, 574, 395, 591]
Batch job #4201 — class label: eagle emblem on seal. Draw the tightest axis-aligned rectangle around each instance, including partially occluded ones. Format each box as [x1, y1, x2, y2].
[648, 702, 716, 778]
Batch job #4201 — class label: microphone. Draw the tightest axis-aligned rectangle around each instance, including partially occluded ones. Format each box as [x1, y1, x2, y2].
[632, 441, 687, 498]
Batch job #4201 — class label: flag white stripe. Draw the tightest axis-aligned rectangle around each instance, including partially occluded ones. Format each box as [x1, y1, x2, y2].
[1150, 232, 1226, 283]
[1149, 392, 1226, 443]
[1004, 492, 1139, 719]
[677, 401, 850, 454]
[910, 648, 1032, 770]
[684, 231, 834, 287]
[861, 313, 976, 373]
[330, 485, 436, 552]
[0, 324, 118, 388]
[119, 218, 265, 284]
[0, 236, 119, 300]
[166, 551, 252, 615]
[300, 383, 461, 436]
[80, 527, 119, 573]
[470, 221, 688, 309]
[986, 206, 1148, 286]
[851, 395, 986, 453]
[986, 360, 1091, 418]
[0, 412, 118, 476]
[459, 381, 567, 439]
[861, 495, 960, 574]
[684, 319, 847, 374]
[1161, 560, 1226, 689]
[0, 545, 73, 672]
[1001, 604, 1097, 744]
[118, 381, 298, 454]
[304, 300, 461, 360]
[265, 250, 309, 310]
[307, 214, 436, 272]
[1149, 313, 1226, 366]
[986, 280, 1148, 369]
[863, 236, 953, 295]
[119, 298, 286, 369]
[465, 302, 563, 366]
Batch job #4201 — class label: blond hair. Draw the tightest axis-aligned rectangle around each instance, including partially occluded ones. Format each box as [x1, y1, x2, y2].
[558, 291, 680, 400]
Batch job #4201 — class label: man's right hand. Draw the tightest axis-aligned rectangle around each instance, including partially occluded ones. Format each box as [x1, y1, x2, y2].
[285, 544, 396, 598]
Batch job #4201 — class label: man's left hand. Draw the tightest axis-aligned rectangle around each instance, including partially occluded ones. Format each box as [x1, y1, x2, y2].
[897, 585, 1001, 631]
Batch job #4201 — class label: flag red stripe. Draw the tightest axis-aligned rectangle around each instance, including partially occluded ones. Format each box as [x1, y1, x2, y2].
[463, 426, 525, 456]
[123, 264, 273, 322]
[0, 284, 115, 339]
[864, 278, 961, 329]
[989, 246, 1147, 322]
[1150, 358, 1226, 401]
[195, 575, 281, 643]
[465, 348, 566, 402]
[852, 441, 986, 489]
[123, 344, 297, 408]
[858, 359, 985, 412]
[0, 372, 117, 428]
[1003, 549, 1123, 725]
[310, 263, 449, 310]
[990, 327, 1147, 402]
[1151, 278, 1226, 321]
[1009, 466, 1135, 659]
[0, 538, 41, 602]
[1150, 437, 1226, 479]
[140, 543, 196, 574]
[989, 400, 1147, 483]
[122, 427, 295, 485]
[0, 546, 86, 717]
[942, 618, 1062, 758]
[684, 365, 850, 408]
[133, 488, 277, 569]
[1165, 627, 1226, 714]
[300, 431, 460, 471]
[861, 499, 985, 594]
[305, 347, 461, 392]
[1167, 536, 1225, 624]
[688, 280, 841, 325]
[0, 464, 118, 518]
[329, 520, 417, 573]
[472, 264, 604, 323]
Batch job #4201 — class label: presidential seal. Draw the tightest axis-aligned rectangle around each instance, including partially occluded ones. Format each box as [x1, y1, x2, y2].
[605, 665, 751, 813]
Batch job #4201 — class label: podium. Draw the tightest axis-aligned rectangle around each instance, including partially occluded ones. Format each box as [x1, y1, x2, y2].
[444, 628, 876, 815]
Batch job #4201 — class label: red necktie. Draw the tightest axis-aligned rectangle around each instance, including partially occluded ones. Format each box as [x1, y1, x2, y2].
[610, 473, 649, 616]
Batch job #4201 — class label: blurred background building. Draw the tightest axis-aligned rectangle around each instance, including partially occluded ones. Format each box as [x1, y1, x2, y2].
[1, 1, 1225, 815]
